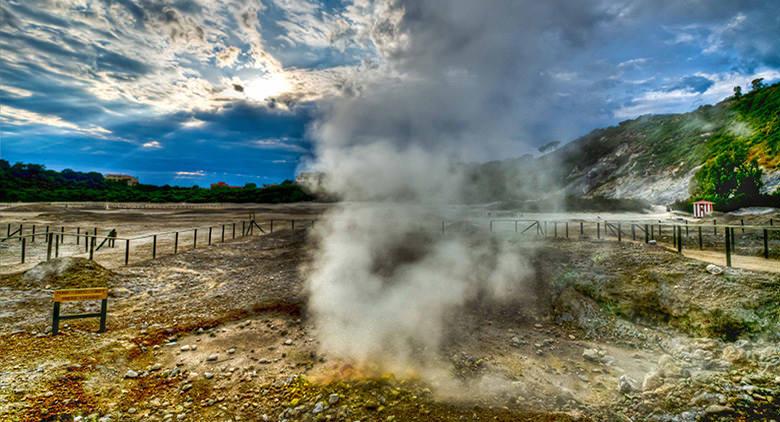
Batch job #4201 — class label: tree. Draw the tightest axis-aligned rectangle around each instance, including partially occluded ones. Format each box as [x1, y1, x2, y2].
[751, 78, 766, 91]
[733, 86, 742, 98]
[693, 142, 764, 207]
[244, 182, 257, 189]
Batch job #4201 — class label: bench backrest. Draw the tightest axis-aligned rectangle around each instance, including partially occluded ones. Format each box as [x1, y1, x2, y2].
[53, 288, 108, 302]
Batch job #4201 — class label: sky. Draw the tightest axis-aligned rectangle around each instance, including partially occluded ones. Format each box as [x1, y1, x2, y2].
[0, 0, 779, 187]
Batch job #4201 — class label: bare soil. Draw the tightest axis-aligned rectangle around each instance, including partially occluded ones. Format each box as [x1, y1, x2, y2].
[0, 205, 779, 421]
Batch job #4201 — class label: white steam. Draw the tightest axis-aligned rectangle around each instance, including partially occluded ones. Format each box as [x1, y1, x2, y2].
[304, 0, 611, 380]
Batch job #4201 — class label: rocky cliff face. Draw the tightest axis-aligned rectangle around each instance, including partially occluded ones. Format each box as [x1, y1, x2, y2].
[495, 83, 780, 205]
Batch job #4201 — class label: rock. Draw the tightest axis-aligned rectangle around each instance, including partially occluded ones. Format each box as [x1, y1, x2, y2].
[583, 348, 601, 363]
[642, 370, 664, 392]
[207, 354, 219, 362]
[704, 404, 733, 415]
[312, 401, 325, 414]
[618, 375, 639, 394]
[127, 408, 137, 415]
[124, 370, 139, 379]
[204, 372, 214, 380]
[510, 336, 525, 347]
[149, 363, 162, 372]
[706, 264, 724, 275]
[722, 345, 746, 364]
[648, 240, 657, 245]
[284, 339, 293, 346]
[227, 348, 236, 354]
[328, 393, 340, 405]
[180, 345, 191, 352]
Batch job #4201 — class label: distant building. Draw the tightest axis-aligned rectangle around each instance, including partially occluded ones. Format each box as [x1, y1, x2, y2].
[105, 174, 139, 186]
[210, 181, 240, 189]
[693, 200, 714, 218]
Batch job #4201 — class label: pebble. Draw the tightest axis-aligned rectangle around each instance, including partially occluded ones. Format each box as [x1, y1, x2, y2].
[312, 401, 325, 414]
[284, 339, 293, 346]
[207, 354, 219, 362]
[328, 393, 340, 405]
[705, 264, 723, 275]
[204, 372, 214, 380]
[704, 404, 733, 415]
[228, 348, 236, 354]
[618, 375, 638, 394]
[124, 370, 139, 379]
[180, 345, 191, 352]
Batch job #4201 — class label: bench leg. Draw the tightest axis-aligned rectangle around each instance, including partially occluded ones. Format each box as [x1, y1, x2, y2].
[52, 302, 60, 335]
[99, 299, 108, 333]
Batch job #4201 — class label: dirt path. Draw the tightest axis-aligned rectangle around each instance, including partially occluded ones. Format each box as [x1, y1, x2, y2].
[679, 248, 780, 273]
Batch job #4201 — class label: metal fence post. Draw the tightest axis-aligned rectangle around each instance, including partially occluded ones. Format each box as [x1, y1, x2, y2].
[597, 222, 600, 239]
[152, 234, 157, 259]
[208, 227, 212, 245]
[31, 225, 36, 243]
[270, 220, 274, 233]
[617, 223, 622, 242]
[193, 229, 198, 249]
[763, 229, 768, 259]
[46, 233, 53, 261]
[232, 223, 236, 239]
[55, 234, 59, 258]
[677, 226, 682, 253]
[174, 232, 179, 254]
[89, 236, 95, 260]
[580, 222, 584, 236]
[221, 224, 225, 242]
[21, 237, 26, 263]
[725, 228, 732, 267]
[645, 224, 649, 243]
[698, 226, 703, 250]
[565, 222, 569, 239]
[125, 239, 130, 265]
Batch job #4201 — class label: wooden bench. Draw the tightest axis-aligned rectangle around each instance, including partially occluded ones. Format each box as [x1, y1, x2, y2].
[52, 288, 108, 335]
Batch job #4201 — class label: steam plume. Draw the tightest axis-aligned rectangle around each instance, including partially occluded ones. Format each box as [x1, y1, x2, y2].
[305, 0, 610, 380]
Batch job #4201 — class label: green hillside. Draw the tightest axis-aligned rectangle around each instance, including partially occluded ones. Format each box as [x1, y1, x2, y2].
[544, 81, 780, 208]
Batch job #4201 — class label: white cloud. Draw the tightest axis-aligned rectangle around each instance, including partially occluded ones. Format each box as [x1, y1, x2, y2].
[181, 118, 207, 129]
[174, 170, 207, 178]
[614, 69, 780, 119]
[142, 140, 162, 149]
[0, 105, 111, 137]
[251, 138, 308, 152]
[0, 84, 33, 97]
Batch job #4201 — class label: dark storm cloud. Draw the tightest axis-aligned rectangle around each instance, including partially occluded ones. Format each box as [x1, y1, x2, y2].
[1, 0, 780, 186]
[670, 76, 715, 94]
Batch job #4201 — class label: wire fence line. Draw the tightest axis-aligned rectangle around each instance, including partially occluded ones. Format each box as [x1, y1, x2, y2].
[471, 218, 779, 267]
[1, 216, 775, 270]
[0, 219, 316, 268]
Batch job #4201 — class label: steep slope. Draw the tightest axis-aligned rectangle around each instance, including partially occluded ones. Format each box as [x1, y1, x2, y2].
[544, 82, 780, 204]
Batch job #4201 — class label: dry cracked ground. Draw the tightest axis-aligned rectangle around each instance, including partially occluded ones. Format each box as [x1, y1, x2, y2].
[1, 228, 780, 421]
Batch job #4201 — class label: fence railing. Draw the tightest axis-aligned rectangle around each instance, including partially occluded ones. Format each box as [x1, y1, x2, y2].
[0, 219, 316, 268]
[443, 218, 779, 268]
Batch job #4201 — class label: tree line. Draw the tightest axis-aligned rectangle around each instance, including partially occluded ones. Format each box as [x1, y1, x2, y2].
[0, 160, 315, 203]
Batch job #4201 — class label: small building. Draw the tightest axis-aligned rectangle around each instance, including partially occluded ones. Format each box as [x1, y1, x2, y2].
[210, 181, 240, 189]
[693, 200, 714, 218]
[105, 174, 139, 186]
